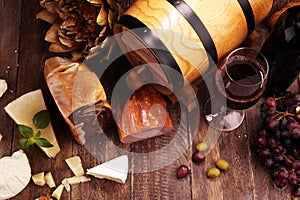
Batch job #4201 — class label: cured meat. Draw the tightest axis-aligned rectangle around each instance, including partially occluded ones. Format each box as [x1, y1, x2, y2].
[116, 85, 174, 143]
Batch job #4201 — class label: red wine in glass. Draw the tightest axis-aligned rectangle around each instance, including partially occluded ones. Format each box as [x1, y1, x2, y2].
[216, 54, 268, 110]
[205, 47, 269, 131]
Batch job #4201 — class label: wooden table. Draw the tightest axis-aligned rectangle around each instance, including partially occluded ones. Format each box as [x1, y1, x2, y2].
[0, 0, 298, 199]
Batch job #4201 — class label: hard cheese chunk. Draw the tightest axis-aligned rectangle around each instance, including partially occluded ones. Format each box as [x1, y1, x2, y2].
[51, 184, 64, 200]
[45, 172, 56, 188]
[4, 89, 60, 158]
[87, 155, 128, 184]
[65, 156, 84, 177]
[0, 150, 31, 200]
[32, 172, 46, 186]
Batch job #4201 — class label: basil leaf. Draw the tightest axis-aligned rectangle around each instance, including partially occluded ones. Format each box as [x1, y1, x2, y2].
[36, 138, 53, 148]
[35, 130, 41, 138]
[18, 125, 34, 138]
[19, 138, 33, 149]
[33, 110, 50, 129]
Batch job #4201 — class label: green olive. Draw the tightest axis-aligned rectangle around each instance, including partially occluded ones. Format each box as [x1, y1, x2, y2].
[216, 159, 229, 171]
[196, 141, 208, 152]
[206, 167, 220, 178]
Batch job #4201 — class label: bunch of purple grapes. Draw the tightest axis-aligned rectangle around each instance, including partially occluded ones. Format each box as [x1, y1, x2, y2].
[255, 91, 300, 197]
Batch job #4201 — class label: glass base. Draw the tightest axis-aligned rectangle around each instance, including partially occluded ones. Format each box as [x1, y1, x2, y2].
[204, 97, 245, 131]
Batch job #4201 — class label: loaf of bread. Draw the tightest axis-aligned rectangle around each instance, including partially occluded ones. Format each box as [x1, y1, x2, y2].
[44, 57, 113, 145]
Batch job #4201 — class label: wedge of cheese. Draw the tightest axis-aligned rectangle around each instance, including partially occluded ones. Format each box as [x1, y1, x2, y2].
[4, 89, 60, 158]
[87, 155, 128, 184]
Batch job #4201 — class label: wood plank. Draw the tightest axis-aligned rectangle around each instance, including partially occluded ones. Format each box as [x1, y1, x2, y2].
[130, 104, 192, 199]
[11, 0, 74, 199]
[0, 0, 22, 157]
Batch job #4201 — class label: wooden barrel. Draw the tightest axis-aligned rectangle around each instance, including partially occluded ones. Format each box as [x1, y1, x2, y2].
[114, 0, 273, 93]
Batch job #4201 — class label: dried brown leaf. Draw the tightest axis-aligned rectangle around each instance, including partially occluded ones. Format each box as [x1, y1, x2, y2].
[45, 23, 60, 43]
[97, 5, 108, 26]
[49, 43, 78, 53]
[44, 1, 59, 15]
[36, 9, 58, 24]
[58, 37, 81, 48]
[86, 0, 103, 6]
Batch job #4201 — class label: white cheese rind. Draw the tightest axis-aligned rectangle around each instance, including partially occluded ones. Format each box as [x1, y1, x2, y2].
[4, 89, 60, 158]
[0, 150, 31, 199]
[87, 155, 128, 184]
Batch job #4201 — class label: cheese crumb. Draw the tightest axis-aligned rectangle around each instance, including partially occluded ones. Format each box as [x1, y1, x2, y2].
[51, 184, 64, 200]
[32, 172, 46, 186]
[0, 79, 7, 97]
[65, 156, 84, 177]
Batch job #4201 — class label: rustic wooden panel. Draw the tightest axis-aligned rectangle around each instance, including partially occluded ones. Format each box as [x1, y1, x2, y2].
[1, 0, 297, 200]
[0, 0, 22, 157]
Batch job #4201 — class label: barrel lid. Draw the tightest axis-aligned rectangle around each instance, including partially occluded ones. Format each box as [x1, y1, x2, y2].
[114, 14, 184, 93]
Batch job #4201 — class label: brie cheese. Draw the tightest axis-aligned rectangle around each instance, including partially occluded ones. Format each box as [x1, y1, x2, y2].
[0, 150, 31, 200]
[4, 89, 60, 158]
[87, 155, 128, 184]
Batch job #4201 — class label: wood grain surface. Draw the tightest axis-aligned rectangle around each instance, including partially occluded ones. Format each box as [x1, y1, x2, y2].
[0, 0, 297, 200]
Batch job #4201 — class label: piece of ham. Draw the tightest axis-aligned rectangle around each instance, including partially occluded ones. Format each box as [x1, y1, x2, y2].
[116, 85, 174, 143]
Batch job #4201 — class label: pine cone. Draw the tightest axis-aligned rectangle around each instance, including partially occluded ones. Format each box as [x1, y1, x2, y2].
[36, 0, 123, 60]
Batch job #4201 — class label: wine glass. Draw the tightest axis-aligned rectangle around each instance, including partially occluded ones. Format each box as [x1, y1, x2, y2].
[204, 47, 269, 131]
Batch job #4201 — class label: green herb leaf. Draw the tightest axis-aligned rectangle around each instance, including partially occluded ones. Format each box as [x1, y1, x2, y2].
[33, 110, 50, 129]
[35, 130, 41, 138]
[19, 138, 34, 149]
[18, 125, 34, 138]
[36, 138, 53, 148]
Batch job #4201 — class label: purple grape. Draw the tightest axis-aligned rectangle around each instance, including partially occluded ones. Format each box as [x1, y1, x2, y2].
[278, 169, 289, 179]
[294, 93, 300, 102]
[177, 165, 189, 179]
[280, 118, 288, 129]
[268, 137, 278, 149]
[274, 178, 287, 189]
[264, 158, 275, 168]
[267, 117, 280, 131]
[258, 129, 268, 137]
[284, 155, 295, 169]
[254, 136, 267, 147]
[274, 154, 284, 162]
[192, 151, 206, 163]
[292, 186, 300, 197]
[260, 102, 269, 112]
[265, 97, 277, 107]
[266, 106, 277, 116]
[292, 160, 300, 169]
[258, 148, 272, 158]
[289, 127, 300, 139]
[288, 172, 298, 186]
